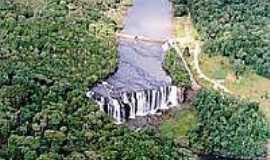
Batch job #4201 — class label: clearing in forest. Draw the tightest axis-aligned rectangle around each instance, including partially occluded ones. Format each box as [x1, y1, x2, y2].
[174, 16, 270, 120]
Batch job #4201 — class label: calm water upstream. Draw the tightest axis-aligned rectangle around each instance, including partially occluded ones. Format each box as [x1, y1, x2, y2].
[93, 0, 172, 94]
[87, 0, 183, 123]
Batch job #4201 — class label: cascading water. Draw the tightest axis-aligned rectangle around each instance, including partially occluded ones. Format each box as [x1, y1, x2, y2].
[87, 85, 185, 124]
[87, 0, 186, 123]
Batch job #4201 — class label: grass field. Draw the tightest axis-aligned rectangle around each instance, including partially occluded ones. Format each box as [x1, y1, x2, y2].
[173, 17, 199, 40]
[200, 55, 233, 80]
[200, 54, 270, 120]
[159, 106, 197, 139]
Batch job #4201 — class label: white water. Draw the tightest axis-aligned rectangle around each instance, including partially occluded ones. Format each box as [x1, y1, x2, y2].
[86, 0, 187, 124]
[87, 85, 185, 124]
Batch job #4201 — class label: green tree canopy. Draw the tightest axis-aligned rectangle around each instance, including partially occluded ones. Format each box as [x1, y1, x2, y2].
[189, 89, 269, 159]
[173, 0, 270, 78]
[0, 0, 196, 159]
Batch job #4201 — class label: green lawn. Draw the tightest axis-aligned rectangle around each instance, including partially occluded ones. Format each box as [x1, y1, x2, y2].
[159, 107, 197, 139]
[174, 17, 199, 39]
[200, 54, 270, 121]
[200, 55, 233, 80]
[174, 17, 186, 37]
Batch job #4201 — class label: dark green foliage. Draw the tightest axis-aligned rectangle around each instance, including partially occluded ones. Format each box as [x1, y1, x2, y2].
[97, 128, 197, 160]
[173, 0, 270, 78]
[189, 89, 269, 159]
[0, 0, 118, 88]
[163, 48, 191, 87]
[172, 0, 189, 17]
[0, 0, 196, 159]
[232, 59, 246, 78]
[174, 5, 189, 17]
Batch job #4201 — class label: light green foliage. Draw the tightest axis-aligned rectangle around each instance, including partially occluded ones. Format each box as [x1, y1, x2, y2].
[163, 48, 191, 87]
[189, 89, 270, 159]
[199, 55, 233, 80]
[160, 108, 197, 139]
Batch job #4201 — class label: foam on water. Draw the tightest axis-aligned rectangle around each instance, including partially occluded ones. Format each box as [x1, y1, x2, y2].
[87, 0, 186, 123]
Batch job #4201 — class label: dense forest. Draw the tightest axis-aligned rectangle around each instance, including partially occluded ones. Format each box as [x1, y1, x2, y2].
[173, 0, 270, 78]
[190, 89, 269, 159]
[1, 0, 270, 159]
[0, 0, 196, 159]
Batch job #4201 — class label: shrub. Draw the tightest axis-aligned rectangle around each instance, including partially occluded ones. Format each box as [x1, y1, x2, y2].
[174, 5, 189, 17]
[172, 0, 189, 17]
[163, 48, 191, 87]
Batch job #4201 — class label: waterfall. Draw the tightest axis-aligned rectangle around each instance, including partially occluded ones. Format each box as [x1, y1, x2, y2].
[87, 85, 185, 124]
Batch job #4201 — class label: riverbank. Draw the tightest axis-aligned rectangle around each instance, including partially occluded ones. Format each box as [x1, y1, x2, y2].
[172, 16, 270, 122]
[106, 0, 133, 29]
[165, 2, 270, 159]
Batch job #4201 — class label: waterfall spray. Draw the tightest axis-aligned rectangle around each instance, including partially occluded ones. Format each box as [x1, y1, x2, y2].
[87, 85, 185, 124]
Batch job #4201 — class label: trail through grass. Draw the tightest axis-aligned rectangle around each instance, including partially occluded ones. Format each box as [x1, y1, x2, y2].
[173, 16, 270, 121]
[199, 54, 270, 120]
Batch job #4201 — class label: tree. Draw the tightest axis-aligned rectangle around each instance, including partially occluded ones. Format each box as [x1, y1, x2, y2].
[189, 89, 269, 159]
[174, 0, 270, 78]
[0, 1, 197, 159]
[233, 59, 246, 78]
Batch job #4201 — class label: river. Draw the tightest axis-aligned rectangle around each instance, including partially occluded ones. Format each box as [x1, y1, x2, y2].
[87, 0, 184, 124]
